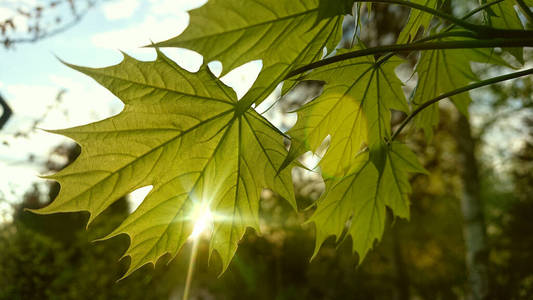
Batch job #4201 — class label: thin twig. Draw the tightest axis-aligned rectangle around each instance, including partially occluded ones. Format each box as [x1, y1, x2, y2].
[390, 67, 533, 141]
[1, 1, 94, 48]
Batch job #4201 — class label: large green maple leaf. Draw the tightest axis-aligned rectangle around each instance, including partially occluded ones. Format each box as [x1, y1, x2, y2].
[284, 50, 408, 177]
[154, 0, 343, 106]
[309, 142, 426, 261]
[32, 50, 296, 277]
[30, 0, 347, 278]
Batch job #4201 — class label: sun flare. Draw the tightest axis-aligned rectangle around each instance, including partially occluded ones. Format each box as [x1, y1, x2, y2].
[189, 204, 213, 240]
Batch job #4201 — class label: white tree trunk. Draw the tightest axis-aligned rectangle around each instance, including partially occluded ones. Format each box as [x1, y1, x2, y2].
[456, 114, 489, 300]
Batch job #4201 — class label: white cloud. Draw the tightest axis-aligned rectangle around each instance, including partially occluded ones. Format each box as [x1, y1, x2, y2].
[219, 60, 262, 99]
[148, 0, 207, 15]
[101, 0, 140, 20]
[91, 14, 188, 50]
[0, 7, 12, 20]
[4, 84, 58, 123]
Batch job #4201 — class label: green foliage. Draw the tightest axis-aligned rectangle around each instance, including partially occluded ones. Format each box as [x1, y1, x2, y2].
[286, 50, 409, 177]
[310, 142, 426, 261]
[32, 0, 533, 278]
[0, 196, 142, 300]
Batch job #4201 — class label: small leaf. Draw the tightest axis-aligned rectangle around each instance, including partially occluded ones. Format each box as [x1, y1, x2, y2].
[284, 49, 408, 177]
[310, 142, 425, 261]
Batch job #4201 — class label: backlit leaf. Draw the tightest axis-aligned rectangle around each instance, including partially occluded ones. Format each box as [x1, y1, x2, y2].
[32, 50, 295, 277]
[154, 0, 344, 105]
[284, 49, 408, 177]
[310, 142, 426, 261]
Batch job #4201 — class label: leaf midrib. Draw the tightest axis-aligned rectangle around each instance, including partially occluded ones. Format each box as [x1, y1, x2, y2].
[59, 109, 234, 213]
[176, 7, 320, 44]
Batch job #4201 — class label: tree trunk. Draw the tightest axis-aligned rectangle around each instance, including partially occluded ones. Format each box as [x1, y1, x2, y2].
[456, 114, 489, 300]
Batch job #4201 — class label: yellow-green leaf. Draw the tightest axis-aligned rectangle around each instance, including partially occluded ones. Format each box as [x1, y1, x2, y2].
[310, 142, 426, 261]
[154, 0, 344, 105]
[32, 50, 295, 277]
[285, 50, 408, 177]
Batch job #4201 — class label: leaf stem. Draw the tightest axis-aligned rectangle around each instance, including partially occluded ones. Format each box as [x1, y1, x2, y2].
[286, 38, 533, 78]
[390, 67, 533, 141]
[413, 30, 477, 44]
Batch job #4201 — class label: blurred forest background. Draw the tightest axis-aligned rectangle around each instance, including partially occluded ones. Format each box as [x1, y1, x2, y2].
[1, 1, 533, 299]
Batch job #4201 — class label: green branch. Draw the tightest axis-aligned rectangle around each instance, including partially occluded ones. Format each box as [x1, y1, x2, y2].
[390, 67, 533, 141]
[286, 38, 533, 78]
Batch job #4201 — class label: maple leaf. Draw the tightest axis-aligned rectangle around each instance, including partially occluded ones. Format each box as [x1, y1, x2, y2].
[412, 44, 512, 139]
[284, 49, 408, 177]
[309, 142, 426, 261]
[153, 0, 344, 106]
[32, 50, 296, 277]
[280, 48, 424, 261]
